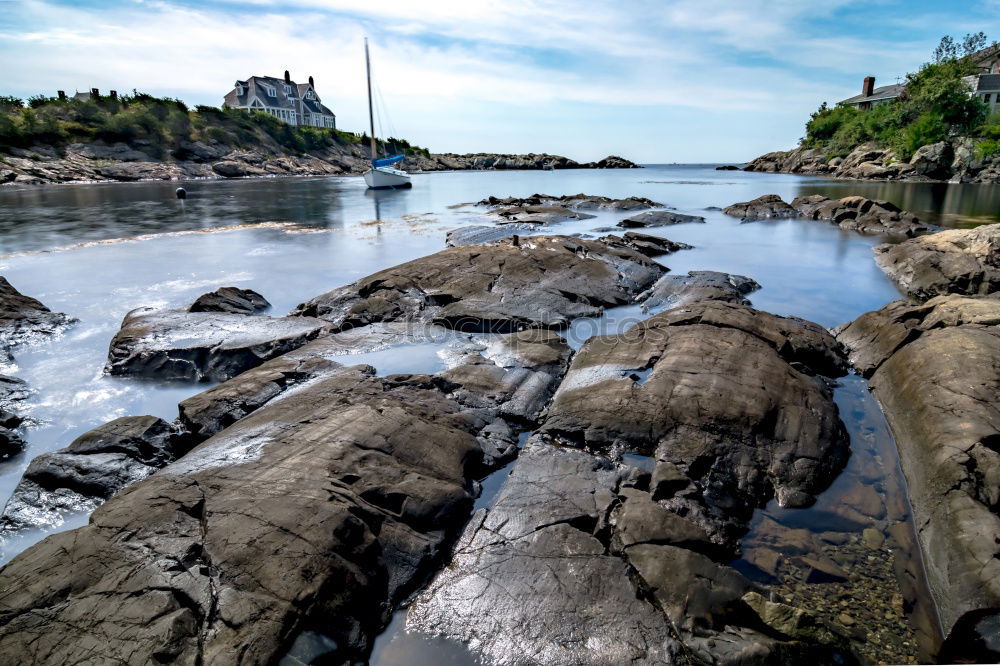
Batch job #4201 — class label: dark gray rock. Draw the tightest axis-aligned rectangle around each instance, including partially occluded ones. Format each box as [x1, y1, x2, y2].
[0, 276, 74, 353]
[618, 210, 706, 227]
[0, 416, 180, 534]
[188, 287, 270, 314]
[640, 270, 761, 311]
[791, 194, 934, 237]
[409, 440, 857, 665]
[539, 300, 849, 549]
[873, 223, 1000, 300]
[836, 294, 1000, 657]
[722, 194, 797, 221]
[0, 365, 510, 664]
[105, 306, 330, 382]
[487, 205, 595, 225]
[292, 235, 665, 333]
[478, 193, 660, 211]
[598, 232, 693, 257]
[0, 375, 29, 410]
[0, 427, 24, 461]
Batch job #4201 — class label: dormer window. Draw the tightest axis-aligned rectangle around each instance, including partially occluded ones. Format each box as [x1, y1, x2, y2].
[265, 86, 276, 97]
[305, 91, 315, 100]
[283, 84, 292, 95]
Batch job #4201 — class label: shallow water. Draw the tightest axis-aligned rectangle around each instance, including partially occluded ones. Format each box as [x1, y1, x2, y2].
[1, 165, 993, 660]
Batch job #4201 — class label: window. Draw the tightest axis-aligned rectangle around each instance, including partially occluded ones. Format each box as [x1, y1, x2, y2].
[986, 94, 993, 104]
[266, 86, 276, 97]
[283, 85, 292, 95]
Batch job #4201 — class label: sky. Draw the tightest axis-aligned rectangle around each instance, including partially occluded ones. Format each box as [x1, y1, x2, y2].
[1, 1, 998, 162]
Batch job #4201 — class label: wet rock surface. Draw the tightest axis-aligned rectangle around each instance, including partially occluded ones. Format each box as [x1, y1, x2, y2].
[0, 416, 181, 535]
[486, 205, 595, 225]
[188, 287, 271, 314]
[640, 270, 761, 311]
[722, 194, 797, 221]
[873, 222, 1000, 299]
[617, 209, 706, 227]
[791, 194, 933, 237]
[409, 439, 857, 666]
[0, 276, 73, 353]
[292, 235, 665, 333]
[0, 364, 517, 664]
[105, 306, 330, 382]
[445, 224, 537, 247]
[837, 294, 1000, 662]
[539, 301, 849, 550]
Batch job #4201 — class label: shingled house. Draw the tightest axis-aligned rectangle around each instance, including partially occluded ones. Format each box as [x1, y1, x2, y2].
[840, 43, 1000, 113]
[223, 71, 336, 128]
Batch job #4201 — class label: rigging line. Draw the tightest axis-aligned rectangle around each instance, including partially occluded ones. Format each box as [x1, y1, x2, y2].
[369, 55, 386, 156]
[373, 77, 399, 153]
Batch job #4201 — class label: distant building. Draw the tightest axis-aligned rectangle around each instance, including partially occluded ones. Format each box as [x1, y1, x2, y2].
[223, 71, 336, 128]
[70, 88, 118, 102]
[839, 43, 1000, 113]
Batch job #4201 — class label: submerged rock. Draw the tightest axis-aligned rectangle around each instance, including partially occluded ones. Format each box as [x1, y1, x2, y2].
[836, 294, 1000, 661]
[105, 306, 329, 382]
[598, 231, 693, 257]
[292, 235, 665, 333]
[188, 286, 271, 314]
[873, 223, 1000, 300]
[617, 209, 706, 227]
[409, 439, 858, 665]
[0, 416, 181, 534]
[640, 270, 761, 311]
[0, 276, 74, 353]
[791, 194, 933, 237]
[0, 365, 514, 664]
[539, 300, 849, 549]
[478, 193, 660, 211]
[722, 194, 797, 220]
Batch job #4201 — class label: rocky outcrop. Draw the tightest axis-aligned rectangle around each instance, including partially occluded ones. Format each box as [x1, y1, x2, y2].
[0, 276, 73, 354]
[836, 295, 1000, 662]
[0, 144, 640, 185]
[598, 232, 693, 257]
[444, 224, 537, 247]
[744, 140, 1000, 184]
[477, 193, 660, 211]
[639, 271, 760, 311]
[0, 364, 517, 664]
[292, 236, 665, 333]
[874, 223, 1000, 299]
[410, 440, 855, 665]
[105, 306, 329, 382]
[188, 287, 270, 314]
[722, 194, 797, 221]
[0, 416, 181, 534]
[617, 210, 706, 227]
[791, 194, 934, 237]
[0, 375, 28, 458]
[486, 205, 595, 226]
[539, 300, 848, 550]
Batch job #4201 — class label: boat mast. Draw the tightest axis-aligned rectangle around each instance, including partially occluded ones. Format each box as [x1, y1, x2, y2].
[365, 38, 377, 162]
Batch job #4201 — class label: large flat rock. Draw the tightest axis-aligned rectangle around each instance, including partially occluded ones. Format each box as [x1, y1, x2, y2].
[0, 276, 74, 356]
[478, 193, 661, 211]
[105, 307, 330, 382]
[836, 295, 1000, 662]
[539, 300, 849, 548]
[874, 223, 1000, 300]
[292, 235, 665, 333]
[0, 366, 511, 664]
[639, 270, 760, 311]
[791, 194, 933, 237]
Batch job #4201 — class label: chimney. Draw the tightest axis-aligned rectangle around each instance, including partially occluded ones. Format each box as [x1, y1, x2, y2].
[308, 75, 314, 87]
[91, 88, 99, 98]
[284, 70, 291, 84]
[57, 90, 66, 99]
[110, 90, 117, 99]
[862, 76, 875, 97]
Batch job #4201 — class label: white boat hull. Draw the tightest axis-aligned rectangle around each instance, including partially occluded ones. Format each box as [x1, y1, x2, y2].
[364, 166, 412, 189]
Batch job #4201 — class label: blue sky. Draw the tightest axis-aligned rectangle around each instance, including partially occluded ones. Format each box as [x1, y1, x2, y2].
[1, 0, 998, 161]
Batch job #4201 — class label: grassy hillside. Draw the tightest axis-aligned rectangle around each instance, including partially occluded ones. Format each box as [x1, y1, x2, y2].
[0, 91, 430, 160]
[802, 33, 1000, 160]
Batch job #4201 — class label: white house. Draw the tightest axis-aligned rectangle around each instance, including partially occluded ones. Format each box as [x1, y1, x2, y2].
[223, 71, 336, 129]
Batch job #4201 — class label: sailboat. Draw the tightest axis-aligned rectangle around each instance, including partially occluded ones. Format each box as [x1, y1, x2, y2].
[362, 38, 412, 190]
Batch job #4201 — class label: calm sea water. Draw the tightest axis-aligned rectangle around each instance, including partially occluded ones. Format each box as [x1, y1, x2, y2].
[1, 165, 994, 661]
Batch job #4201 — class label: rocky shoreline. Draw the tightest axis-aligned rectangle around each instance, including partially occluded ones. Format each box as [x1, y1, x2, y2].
[0, 142, 640, 186]
[0, 192, 998, 664]
[744, 139, 1000, 184]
